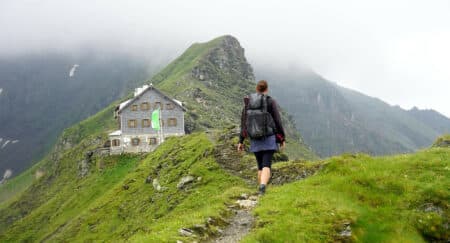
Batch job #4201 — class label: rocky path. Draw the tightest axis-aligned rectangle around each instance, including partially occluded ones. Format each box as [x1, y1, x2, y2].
[212, 194, 258, 243]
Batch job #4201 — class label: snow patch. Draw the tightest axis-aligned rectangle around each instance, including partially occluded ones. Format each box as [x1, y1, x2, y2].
[3, 169, 12, 180]
[0, 169, 13, 184]
[12, 140, 19, 144]
[1, 140, 10, 149]
[0, 88, 3, 95]
[69, 64, 79, 77]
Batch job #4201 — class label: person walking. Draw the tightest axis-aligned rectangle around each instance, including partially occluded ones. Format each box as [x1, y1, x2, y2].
[237, 80, 286, 195]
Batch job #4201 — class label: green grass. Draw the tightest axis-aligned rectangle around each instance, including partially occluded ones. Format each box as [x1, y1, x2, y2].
[0, 133, 250, 242]
[0, 166, 35, 208]
[243, 148, 449, 242]
[433, 134, 450, 148]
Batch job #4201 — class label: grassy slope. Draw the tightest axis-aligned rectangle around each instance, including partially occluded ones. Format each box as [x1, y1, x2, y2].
[0, 36, 259, 242]
[0, 103, 124, 237]
[0, 131, 250, 242]
[244, 148, 449, 242]
[0, 102, 120, 207]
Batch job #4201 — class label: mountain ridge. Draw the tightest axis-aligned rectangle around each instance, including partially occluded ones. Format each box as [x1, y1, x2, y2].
[257, 65, 450, 157]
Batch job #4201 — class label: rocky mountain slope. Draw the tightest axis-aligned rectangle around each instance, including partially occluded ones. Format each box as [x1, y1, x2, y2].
[257, 66, 450, 157]
[149, 35, 314, 160]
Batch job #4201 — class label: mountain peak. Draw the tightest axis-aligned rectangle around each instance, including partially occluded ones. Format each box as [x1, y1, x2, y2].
[191, 35, 254, 83]
[151, 35, 254, 87]
[149, 35, 256, 131]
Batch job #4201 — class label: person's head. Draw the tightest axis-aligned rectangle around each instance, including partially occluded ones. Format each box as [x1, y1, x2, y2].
[256, 80, 269, 94]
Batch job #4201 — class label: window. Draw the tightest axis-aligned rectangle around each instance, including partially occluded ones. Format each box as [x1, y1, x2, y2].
[128, 119, 137, 128]
[112, 139, 120, 147]
[149, 137, 157, 145]
[154, 101, 162, 110]
[142, 119, 151, 127]
[168, 118, 177, 127]
[141, 102, 150, 110]
[131, 104, 138, 111]
[166, 103, 174, 110]
[131, 137, 140, 146]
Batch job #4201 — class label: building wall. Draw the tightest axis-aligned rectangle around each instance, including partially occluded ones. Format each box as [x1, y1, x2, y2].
[119, 89, 185, 135]
[109, 133, 183, 155]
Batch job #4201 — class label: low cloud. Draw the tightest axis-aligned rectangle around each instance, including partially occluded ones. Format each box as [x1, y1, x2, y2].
[0, 0, 449, 116]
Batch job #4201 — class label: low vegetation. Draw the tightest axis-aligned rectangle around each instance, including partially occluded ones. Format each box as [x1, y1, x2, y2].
[244, 148, 449, 242]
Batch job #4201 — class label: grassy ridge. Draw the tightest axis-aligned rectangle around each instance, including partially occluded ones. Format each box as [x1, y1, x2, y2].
[0, 132, 250, 242]
[244, 148, 449, 242]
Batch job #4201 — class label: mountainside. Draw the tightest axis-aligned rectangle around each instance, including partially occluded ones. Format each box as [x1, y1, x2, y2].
[0, 52, 159, 178]
[256, 66, 450, 157]
[408, 107, 450, 134]
[0, 35, 314, 239]
[0, 36, 448, 243]
[149, 36, 314, 159]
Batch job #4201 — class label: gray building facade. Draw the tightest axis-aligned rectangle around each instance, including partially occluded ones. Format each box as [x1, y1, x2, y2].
[109, 84, 186, 154]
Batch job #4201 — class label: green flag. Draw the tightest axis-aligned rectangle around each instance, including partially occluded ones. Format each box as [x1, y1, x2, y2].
[152, 108, 160, 131]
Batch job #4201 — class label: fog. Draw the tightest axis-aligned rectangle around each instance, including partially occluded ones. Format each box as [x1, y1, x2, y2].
[1, 0, 449, 116]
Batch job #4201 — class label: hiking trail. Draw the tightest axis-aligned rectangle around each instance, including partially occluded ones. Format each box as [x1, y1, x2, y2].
[211, 194, 258, 243]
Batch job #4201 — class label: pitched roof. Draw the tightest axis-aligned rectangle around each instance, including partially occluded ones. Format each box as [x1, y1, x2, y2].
[117, 84, 187, 113]
[109, 130, 122, 136]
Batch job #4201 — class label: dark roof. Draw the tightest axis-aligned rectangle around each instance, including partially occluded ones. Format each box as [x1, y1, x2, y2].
[117, 84, 187, 113]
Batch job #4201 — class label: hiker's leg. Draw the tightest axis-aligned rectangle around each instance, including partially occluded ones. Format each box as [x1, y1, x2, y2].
[254, 152, 264, 184]
[260, 150, 275, 185]
[260, 167, 271, 185]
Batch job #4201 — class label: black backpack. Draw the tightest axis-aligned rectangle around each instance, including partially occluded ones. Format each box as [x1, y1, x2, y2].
[245, 93, 276, 139]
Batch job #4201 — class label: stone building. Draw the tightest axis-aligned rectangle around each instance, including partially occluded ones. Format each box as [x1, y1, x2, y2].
[109, 84, 186, 154]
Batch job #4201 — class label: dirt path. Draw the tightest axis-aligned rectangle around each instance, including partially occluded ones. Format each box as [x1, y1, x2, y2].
[212, 194, 258, 243]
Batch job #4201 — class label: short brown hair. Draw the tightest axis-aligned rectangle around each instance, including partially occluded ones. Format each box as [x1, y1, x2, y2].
[256, 80, 268, 93]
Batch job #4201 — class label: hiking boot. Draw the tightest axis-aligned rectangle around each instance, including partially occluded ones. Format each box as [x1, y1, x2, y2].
[258, 184, 266, 195]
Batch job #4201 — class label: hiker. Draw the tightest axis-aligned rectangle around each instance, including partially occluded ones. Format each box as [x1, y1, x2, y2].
[237, 80, 286, 195]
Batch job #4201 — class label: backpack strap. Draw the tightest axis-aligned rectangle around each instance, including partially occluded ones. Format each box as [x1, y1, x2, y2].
[260, 94, 265, 112]
[258, 95, 272, 114]
[241, 96, 250, 138]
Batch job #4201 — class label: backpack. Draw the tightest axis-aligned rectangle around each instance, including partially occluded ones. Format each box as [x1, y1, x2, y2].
[244, 93, 276, 139]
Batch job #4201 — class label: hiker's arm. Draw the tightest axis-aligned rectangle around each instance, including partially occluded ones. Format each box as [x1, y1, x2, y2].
[239, 107, 246, 144]
[271, 100, 286, 141]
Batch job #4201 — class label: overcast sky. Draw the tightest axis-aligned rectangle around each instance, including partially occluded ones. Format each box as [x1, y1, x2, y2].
[1, 0, 449, 117]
